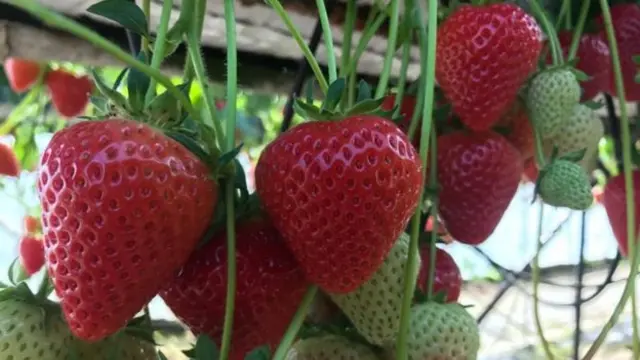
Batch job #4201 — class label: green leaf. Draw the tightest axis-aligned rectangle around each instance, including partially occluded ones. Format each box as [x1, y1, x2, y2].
[112, 67, 129, 91]
[294, 100, 323, 120]
[356, 80, 373, 103]
[633, 54, 640, 65]
[87, 0, 149, 37]
[195, 335, 219, 360]
[218, 143, 243, 170]
[322, 78, 346, 112]
[305, 79, 315, 103]
[244, 346, 270, 360]
[126, 52, 151, 113]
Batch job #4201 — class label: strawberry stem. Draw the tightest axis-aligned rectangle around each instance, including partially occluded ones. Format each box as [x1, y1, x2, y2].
[0, 87, 39, 136]
[315, 0, 337, 83]
[374, 0, 400, 98]
[529, 0, 564, 66]
[425, 130, 439, 300]
[582, 0, 640, 358]
[531, 204, 556, 359]
[8, 0, 200, 121]
[392, 0, 415, 119]
[271, 286, 319, 360]
[218, 0, 240, 357]
[567, 0, 591, 61]
[144, 0, 175, 104]
[264, 0, 329, 94]
[396, 1, 439, 359]
[141, 0, 152, 55]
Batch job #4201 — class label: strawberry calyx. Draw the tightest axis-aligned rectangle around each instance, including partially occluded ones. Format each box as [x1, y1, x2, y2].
[299, 321, 378, 352]
[413, 288, 449, 305]
[293, 78, 401, 123]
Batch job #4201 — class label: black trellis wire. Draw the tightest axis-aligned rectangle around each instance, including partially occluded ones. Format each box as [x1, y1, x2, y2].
[124, 2, 631, 357]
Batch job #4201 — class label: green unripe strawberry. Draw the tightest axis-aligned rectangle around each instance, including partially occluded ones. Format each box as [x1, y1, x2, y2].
[0, 295, 75, 360]
[543, 103, 604, 174]
[526, 68, 581, 139]
[538, 160, 593, 210]
[286, 334, 380, 360]
[328, 233, 420, 346]
[73, 332, 157, 360]
[384, 302, 479, 360]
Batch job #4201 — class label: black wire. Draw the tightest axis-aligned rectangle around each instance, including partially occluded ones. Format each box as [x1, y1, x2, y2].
[280, 1, 336, 133]
[573, 211, 587, 360]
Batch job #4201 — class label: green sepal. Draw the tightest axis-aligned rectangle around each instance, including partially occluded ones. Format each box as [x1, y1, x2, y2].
[112, 67, 129, 91]
[90, 95, 111, 116]
[414, 289, 448, 305]
[323, 78, 346, 112]
[356, 80, 373, 103]
[126, 52, 152, 114]
[570, 67, 592, 82]
[165, 131, 211, 166]
[157, 351, 170, 360]
[216, 143, 244, 174]
[7, 257, 28, 286]
[244, 346, 270, 360]
[160, 19, 188, 58]
[633, 55, 640, 65]
[583, 99, 604, 110]
[193, 335, 220, 360]
[558, 148, 587, 163]
[91, 69, 131, 114]
[344, 98, 386, 117]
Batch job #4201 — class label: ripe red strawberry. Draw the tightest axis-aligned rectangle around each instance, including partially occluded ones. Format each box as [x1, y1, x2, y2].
[3, 57, 43, 93]
[45, 69, 93, 118]
[436, 3, 542, 131]
[38, 119, 218, 341]
[255, 115, 423, 293]
[523, 157, 539, 183]
[437, 131, 522, 245]
[0, 142, 20, 177]
[602, 171, 640, 257]
[555, 31, 611, 101]
[597, 4, 640, 101]
[19, 235, 45, 276]
[161, 217, 308, 360]
[23, 215, 40, 234]
[417, 246, 462, 303]
[495, 100, 534, 160]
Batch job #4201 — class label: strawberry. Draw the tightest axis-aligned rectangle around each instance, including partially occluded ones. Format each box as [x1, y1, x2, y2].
[597, 4, 640, 101]
[38, 118, 218, 341]
[384, 302, 480, 360]
[436, 3, 542, 131]
[526, 68, 581, 139]
[555, 31, 611, 101]
[45, 69, 93, 118]
[0, 142, 20, 177]
[3, 57, 43, 93]
[592, 185, 604, 205]
[255, 115, 423, 293]
[542, 104, 604, 174]
[603, 171, 640, 257]
[523, 157, 539, 183]
[537, 160, 593, 210]
[424, 216, 454, 244]
[328, 233, 420, 346]
[286, 335, 380, 360]
[73, 332, 157, 360]
[23, 215, 41, 234]
[160, 217, 308, 360]
[495, 100, 534, 160]
[417, 246, 462, 303]
[437, 131, 522, 245]
[19, 234, 45, 276]
[0, 291, 75, 360]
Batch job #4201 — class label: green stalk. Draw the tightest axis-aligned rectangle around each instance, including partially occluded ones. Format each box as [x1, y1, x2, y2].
[396, 0, 438, 358]
[271, 286, 319, 360]
[9, 0, 198, 121]
[142, 0, 151, 54]
[179, 0, 198, 81]
[568, 0, 591, 61]
[583, 0, 640, 357]
[532, 204, 555, 360]
[555, 0, 570, 30]
[426, 130, 439, 300]
[315, 0, 337, 83]
[374, 0, 400, 98]
[218, 0, 239, 358]
[392, 0, 415, 118]
[529, 0, 563, 66]
[0, 87, 39, 136]
[340, 0, 356, 79]
[185, 28, 222, 149]
[265, 0, 328, 94]
[145, 0, 174, 104]
[347, 4, 391, 106]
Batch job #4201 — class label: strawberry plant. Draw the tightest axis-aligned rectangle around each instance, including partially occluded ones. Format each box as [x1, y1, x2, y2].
[1, 0, 640, 359]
